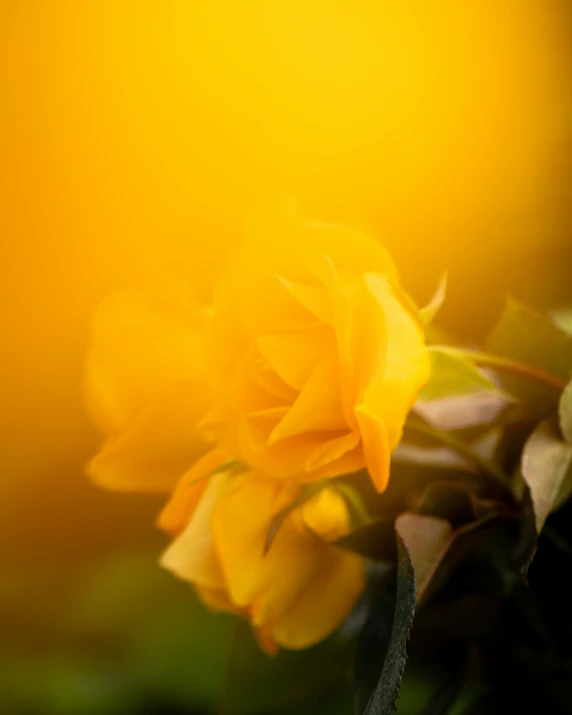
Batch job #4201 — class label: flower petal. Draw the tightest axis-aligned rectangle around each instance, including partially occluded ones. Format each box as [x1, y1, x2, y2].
[212, 478, 365, 650]
[355, 407, 390, 492]
[270, 547, 365, 650]
[158, 449, 226, 534]
[85, 289, 208, 436]
[88, 380, 211, 493]
[256, 326, 333, 391]
[268, 352, 347, 444]
[359, 274, 430, 447]
[276, 276, 333, 325]
[160, 474, 227, 590]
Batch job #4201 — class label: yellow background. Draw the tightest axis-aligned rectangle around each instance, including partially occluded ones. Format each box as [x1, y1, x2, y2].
[1, 2, 571, 701]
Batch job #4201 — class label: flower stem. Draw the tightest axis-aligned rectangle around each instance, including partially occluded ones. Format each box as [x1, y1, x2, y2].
[437, 347, 567, 392]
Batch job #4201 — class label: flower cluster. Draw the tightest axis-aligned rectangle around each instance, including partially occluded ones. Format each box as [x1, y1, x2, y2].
[85, 213, 430, 651]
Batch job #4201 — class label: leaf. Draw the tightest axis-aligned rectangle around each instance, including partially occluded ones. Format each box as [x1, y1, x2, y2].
[354, 535, 416, 715]
[416, 482, 479, 527]
[335, 519, 397, 562]
[419, 273, 447, 326]
[521, 419, 572, 533]
[396, 514, 453, 602]
[485, 297, 572, 412]
[486, 297, 572, 380]
[420, 348, 500, 402]
[394, 429, 501, 471]
[416, 348, 507, 430]
[558, 379, 572, 444]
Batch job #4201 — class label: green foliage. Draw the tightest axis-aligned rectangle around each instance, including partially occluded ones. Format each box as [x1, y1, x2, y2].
[396, 514, 453, 602]
[420, 348, 500, 403]
[354, 536, 416, 715]
[521, 420, 572, 533]
[486, 297, 572, 382]
[485, 297, 572, 413]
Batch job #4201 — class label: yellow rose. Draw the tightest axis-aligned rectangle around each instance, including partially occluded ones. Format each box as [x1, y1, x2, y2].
[85, 285, 213, 492]
[200, 216, 430, 492]
[158, 451, 366, 652]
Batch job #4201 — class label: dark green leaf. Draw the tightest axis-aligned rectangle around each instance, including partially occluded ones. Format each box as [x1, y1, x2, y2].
[335, 519, 397, 562]
[416, 482, 478, 528]
[521, 419, 572, 533]
[355, 535, 416, 715]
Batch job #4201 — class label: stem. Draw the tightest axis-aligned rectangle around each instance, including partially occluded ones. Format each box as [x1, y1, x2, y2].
[406, 418, 511, 491]
[438, 347, 567, 392]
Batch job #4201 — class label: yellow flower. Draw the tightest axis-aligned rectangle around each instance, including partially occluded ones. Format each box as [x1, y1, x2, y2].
[159, 451, 366, 652]
[200, 216, 430, 492]
[85, 286, 213, 492]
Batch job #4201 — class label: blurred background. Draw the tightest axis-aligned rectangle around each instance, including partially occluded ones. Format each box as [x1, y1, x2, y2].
[1, 1, 571, 712]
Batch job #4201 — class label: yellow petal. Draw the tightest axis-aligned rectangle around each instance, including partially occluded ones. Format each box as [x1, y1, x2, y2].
[359, 274, 430, 447]
[256, 325, 333, 391]
[355, 408, 390, 492]
[85, 289, 208, 436]
[88, 380, 211, 493]
[195, 585, 243, 614]
[276, 276, 333, 325]
[301, 489, 351, 541]
[157, 449, 226, 534]
[160, 474, 227, 590]
[212, 477, 364, 648]
[229, 343, 296, 416]
[304, 430, 361, 472]
[295, 222, 399, 282]
[270, 547, 365, 650]
[268, 352, 347, 444]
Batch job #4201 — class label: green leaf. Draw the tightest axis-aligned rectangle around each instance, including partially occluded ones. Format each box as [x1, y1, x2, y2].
[416, 482, 479, 528]
[335, 519, 397, 562]
[558, 379, 572, 444]
[396, 514, 453, 603]
[486, 297, 572, 380]
[355, 535, 416, 715]
[416, 348, 507, 430]
[521, 419, 572, 533]
[419, 273, 447, 326]
[485, 297, 572, 412]
[420, 348, 499, 402]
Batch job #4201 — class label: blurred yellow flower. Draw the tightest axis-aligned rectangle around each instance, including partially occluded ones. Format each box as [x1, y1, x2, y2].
[201, 215, 430, 492]
[84, 214, 426, 649]
[85, 286, 213, 492]
[159, 451, 366, 652]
